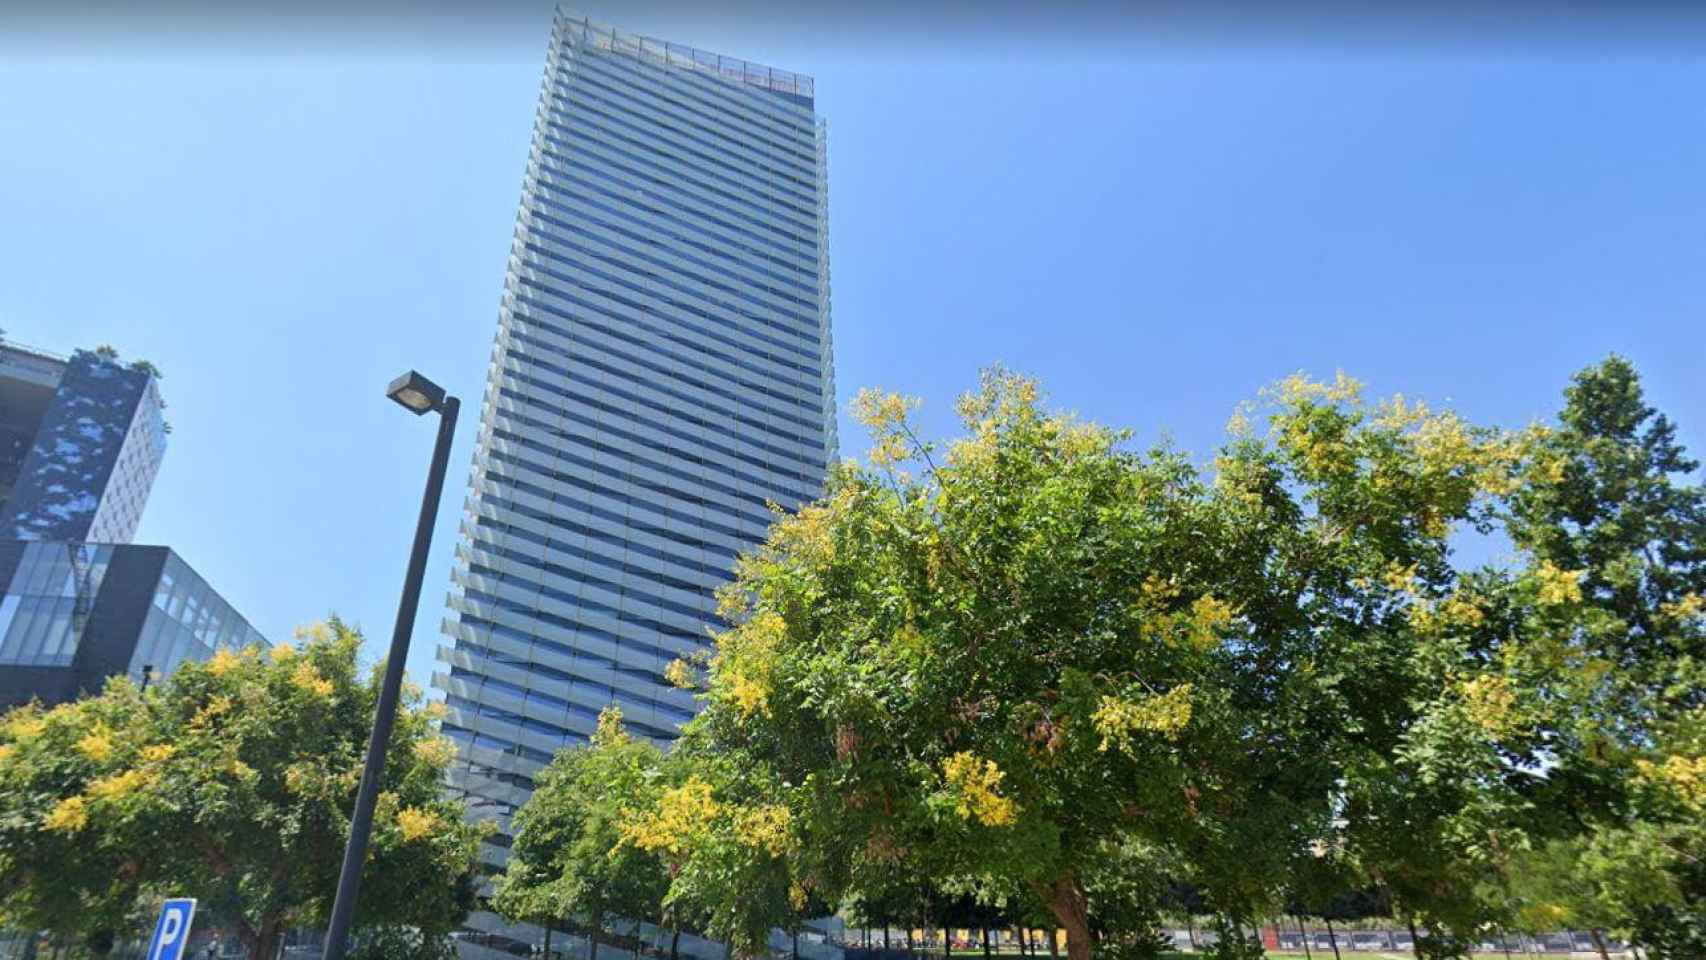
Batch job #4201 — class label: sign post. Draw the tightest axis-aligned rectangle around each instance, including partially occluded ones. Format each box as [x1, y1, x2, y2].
[146, 898, 198, 960]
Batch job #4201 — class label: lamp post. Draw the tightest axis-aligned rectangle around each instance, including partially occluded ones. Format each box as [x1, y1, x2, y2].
[322, 370, 460, 960]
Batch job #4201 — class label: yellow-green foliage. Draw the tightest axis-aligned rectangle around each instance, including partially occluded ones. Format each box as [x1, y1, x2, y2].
[0, 618, 486, 954]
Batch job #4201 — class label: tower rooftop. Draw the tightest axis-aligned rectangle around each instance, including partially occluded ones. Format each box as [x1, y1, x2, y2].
[558, 9, 814, 104]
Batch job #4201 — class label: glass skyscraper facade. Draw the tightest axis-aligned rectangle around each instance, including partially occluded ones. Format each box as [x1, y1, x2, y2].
[0, 344, 167, 544]
[434, 12, 835, 957]
[0, 541, 267, 710]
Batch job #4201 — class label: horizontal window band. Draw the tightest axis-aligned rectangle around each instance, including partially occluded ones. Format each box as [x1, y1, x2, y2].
[538, 143, 821, 263]
[530, 179, 819, 300]
[513, 267, 825, 387]
[471, 500, 736, 589]
[558, 80, 819, 200]
[480, 450, 769, 547]
[495, 400, 820, 502]
[524, 218, 821, 349]
[541, 118, 818, 243]
[581, 40, 818, 152]
[504, 302, 829, 441]
[577, 50, 819, 164]
[494, 349, 825, 477]
[496, 354, 824, 480]
[566, 65, 818, 184]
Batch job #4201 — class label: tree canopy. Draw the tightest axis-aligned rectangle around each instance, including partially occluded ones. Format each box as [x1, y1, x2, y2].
[0, 619, 486, 958]
[500, 359, 1704, 960]
[492, 707, 671, 959]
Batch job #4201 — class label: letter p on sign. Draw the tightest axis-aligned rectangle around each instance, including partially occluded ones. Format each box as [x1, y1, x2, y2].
[147, 898, 198, 960]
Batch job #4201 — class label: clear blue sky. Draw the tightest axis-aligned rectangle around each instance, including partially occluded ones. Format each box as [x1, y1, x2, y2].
[2, 5, 1701, 689]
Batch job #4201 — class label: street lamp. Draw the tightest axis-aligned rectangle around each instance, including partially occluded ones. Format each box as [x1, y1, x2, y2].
[322, 370, 460, 960]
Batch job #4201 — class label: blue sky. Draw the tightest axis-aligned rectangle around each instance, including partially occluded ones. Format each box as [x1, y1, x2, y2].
[2, 5, 1701, 688]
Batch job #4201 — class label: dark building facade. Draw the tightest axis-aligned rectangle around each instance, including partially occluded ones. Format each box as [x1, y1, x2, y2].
[0, 541, 266, 709]
[0, 343, 168, 544]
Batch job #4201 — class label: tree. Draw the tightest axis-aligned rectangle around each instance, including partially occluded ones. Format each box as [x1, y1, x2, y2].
[1497, 358, 1706, 957]
[505, 360, 1700, 960]
[0, 619, 486, 958]
[1506, 826, 1681, 960]
[346, 924, 462, 960]
[1324, 357, 1706, 959]
[0, 686, 155, 952]
[492, 708, 670, 960]
[622, 734, 809, 959]
[660, 368, 1532, 960]
[1508, 356, 1706, 674]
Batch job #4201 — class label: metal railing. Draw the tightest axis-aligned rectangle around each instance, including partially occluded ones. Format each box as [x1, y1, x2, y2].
[564, 15, 814, 101]
[0, 339, 69, 368]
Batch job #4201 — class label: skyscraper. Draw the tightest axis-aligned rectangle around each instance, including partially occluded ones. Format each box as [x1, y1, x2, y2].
[433, 11, 834, 956]
[1, 343, 167, 543]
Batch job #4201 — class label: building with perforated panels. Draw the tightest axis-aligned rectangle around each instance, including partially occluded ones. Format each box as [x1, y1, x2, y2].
[1, 343, 167, 544]
[433, 12, 834, 956]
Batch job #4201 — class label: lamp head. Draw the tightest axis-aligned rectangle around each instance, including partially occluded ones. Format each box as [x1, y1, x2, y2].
[386, 370, 446, 415]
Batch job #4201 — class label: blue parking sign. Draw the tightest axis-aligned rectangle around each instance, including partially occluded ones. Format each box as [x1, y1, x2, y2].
[146, 898, 197, 960]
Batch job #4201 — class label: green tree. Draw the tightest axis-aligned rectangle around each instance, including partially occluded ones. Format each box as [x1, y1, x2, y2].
[623, 736, 807, 958]
[1499, 358, 1706, 956]
[492, 708, 671, 960]
[1505, 826, 1681, 960]
[1330, 357, 1706, 958]
[0, 688, 154, 953]
[657, 368, 1531, 960]
[0, 619, 485, 958]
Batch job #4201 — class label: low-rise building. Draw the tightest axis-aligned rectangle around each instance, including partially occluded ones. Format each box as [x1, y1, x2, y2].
[0, 540, 267, 709]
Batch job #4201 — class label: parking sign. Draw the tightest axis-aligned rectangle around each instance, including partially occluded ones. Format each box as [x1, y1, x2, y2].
[146, 898, 197, 960]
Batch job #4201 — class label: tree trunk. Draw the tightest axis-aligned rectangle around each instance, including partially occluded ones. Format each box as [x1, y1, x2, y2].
[884, 927, 891, 952]
[1406, 917, 1422, 960]
[590, 908, 602, 960]
[1590, 929, 1612, 960]
[1047, 928, 1059, 960]
[237, 916, 283, 960]
[85, 928, 116, 956]
[254, 923, 283, 960]
[982, 927, 992, 960]
[1324, 919, 1341, 960]
[672, 927, 681, 960]
[944, 928, 951, 959]
[1298, 917, 1312, 960]
[544, 926, 553, 959]
[1034, 876, 1091, 960]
